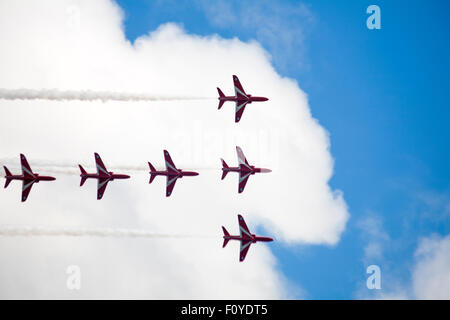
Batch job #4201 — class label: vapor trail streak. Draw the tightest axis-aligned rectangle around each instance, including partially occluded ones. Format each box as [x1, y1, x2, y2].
[0, 88, 212, 102]
[0, 158, 217, 176]
[0, 226, 214, 239]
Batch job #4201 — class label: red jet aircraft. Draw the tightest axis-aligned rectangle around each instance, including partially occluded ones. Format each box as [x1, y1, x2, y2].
[221, 146, 271, 193]
[3, 154, 56, 202]
[148, 150, 199, 197]
[217, 75, 269, 122]
[78, 153, 130, 200]
[222, 214, 274, 262]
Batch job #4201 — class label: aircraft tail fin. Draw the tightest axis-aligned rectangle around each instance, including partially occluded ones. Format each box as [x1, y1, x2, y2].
[4, 166, 11, 177]
[80, 177, 87, 187]
[217, 88, 225, 109]
[148, 162, 157, 184]
[3, 166, 12, 188]
[222, 226, 230, 248]
[78, 165, 88, 187]
[221, 158, 229, 180]
[78, 164, 87, 175]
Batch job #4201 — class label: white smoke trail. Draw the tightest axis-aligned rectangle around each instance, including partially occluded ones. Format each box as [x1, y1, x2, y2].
[0, 158, 79, 176]
[0, 88, 213, 102]
[0, 226, 215, 239]
[0, 158, 217, 177]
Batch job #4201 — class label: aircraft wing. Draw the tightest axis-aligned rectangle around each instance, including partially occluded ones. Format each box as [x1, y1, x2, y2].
[97, 178, 109, 200]
[21, 180, 35, 202]
[239, 240, 252, 262]
[166, 175, 178, 197]
[236, 146, 251, 169]
[95, 153, 109, 176]
[164, 150, 179, 174]
[20, 154, 35, 179]
[238, 171, 251, 193]
[238, 214, 253, 239]
[233, 75, 248, 100]
[235, 101, 248, 123]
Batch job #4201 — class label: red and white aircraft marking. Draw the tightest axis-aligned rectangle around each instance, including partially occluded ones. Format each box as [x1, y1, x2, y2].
[148, 150, 199, 197]
[78, 153, 130, 200]
[221, 146, 271, 193]
[217, 75, 269, 123]
[3, 154, 56, 202]
[222, 214, 274, 262]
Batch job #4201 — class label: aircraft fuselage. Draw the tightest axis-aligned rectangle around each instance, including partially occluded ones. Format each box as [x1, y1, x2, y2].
[222, 166, 272, 175]
[219, 95, 269, 104]
[224, 234, 274, 243]
[5, 174, 55, 182]
[149, 169, 199, 178]
[81, 172, 130, 181]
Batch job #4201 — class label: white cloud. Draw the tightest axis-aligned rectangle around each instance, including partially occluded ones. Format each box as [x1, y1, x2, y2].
[355, 191, 450, 300]
[357, 214, 390, 262]
[357, 233, 450, 300]
[0, 0, 348, 298]
[197, 0, 314, 73]
[412, 234, 450, 299]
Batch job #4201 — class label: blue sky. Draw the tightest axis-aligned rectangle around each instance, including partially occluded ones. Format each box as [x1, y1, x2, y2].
[115, 0, 450, 298]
